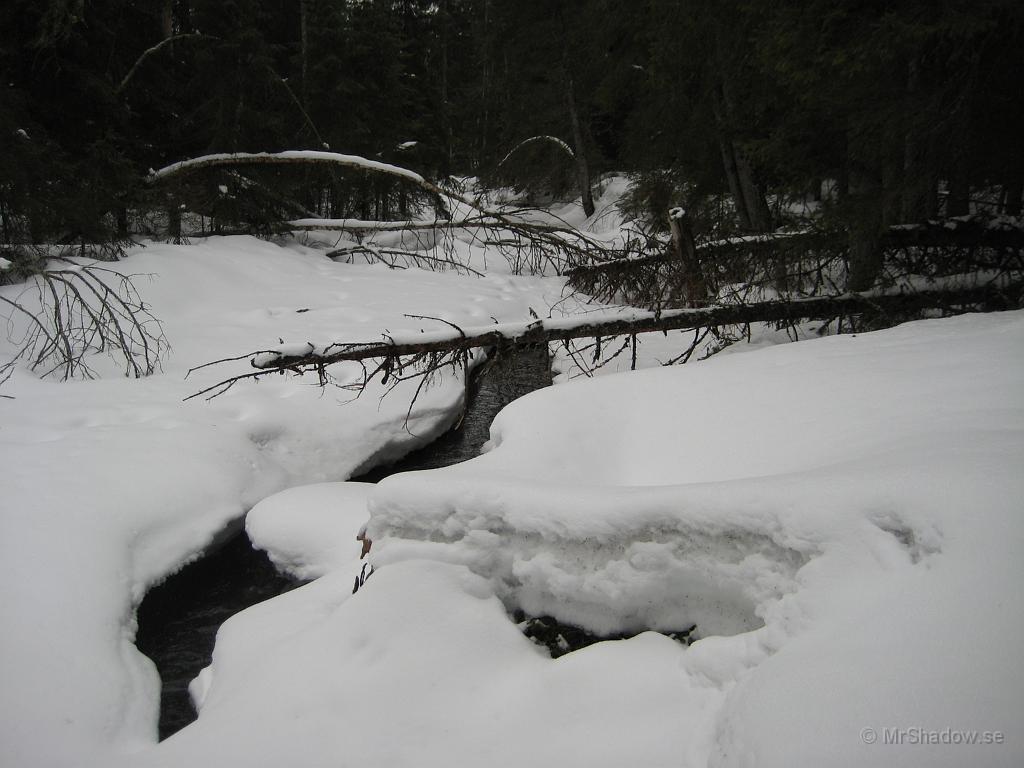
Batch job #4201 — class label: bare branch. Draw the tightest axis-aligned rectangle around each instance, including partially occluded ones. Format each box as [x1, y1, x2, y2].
[1, 263, 168, 382]
[328, 245, 485, 277]
[117, 33, 215, 94]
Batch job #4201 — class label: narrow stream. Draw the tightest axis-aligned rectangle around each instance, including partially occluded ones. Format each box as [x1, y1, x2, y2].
[134, 345, 551, 740]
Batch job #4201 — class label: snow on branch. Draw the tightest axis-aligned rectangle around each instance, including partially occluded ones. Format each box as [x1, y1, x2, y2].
[147, 150, 608, 265]
[148, 150, 590, 239]
[149, 151, 430, 190]
[290, 216, 489, 232]
[498, 135, 576, 168]
[288, 213, 590, 238]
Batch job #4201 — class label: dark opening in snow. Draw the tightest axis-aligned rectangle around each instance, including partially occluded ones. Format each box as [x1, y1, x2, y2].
[513, 610, 699, 658]
[134, 530, 300, 740]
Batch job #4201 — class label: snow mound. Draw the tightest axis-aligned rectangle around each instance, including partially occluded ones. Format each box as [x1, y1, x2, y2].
[369, 313, 1024, 638]
[246, 482, 373, 581]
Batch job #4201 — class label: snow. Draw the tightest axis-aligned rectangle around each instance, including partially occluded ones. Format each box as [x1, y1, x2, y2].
[288, 216, 434, 231]
[0, 235, 556, 767]
[0, 256, 11, 270]
[149, 150, 429, 187]
[497, 134, 577, 167]
[1, 202, 1022, 766]
[176, 309, 1023, 768]
[246, 482, 373, 581]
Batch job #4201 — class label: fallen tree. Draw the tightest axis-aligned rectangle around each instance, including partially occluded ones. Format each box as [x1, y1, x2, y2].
[186, 279, 1024, 400]
[148, 151, 610, 272]
[154, 154, 1023, 407]
[568, 215, 1024, 308]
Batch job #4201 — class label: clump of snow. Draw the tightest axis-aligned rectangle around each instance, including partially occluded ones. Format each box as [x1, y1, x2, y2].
[246, 482, 372, 581]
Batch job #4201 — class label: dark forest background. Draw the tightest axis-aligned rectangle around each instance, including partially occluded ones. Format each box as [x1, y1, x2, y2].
[2, 1, 1022, 266]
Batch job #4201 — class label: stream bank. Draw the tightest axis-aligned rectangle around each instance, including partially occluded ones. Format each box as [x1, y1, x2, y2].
[134, 345, 552, 740]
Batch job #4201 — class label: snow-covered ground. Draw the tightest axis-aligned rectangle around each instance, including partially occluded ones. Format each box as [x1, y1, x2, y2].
[2, 217, 1022, 766]
[0, 235, 557, 766]
[140, 306, 1024, 768]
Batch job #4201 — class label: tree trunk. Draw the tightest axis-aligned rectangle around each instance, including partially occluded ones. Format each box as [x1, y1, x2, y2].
[712, 83, 770, 233]
[667, 208, 708, 306]
[843, 121, 887, 293]
[846, 164, 885, 292]
[900, 58, 931, 223]
[161, 0, 173, 39]
[299, 0, 310, 106]
[439, 0, 453, 176]
[563, 70, 595, 218]
[167, 206, 181, 244]
[946, 156, 970, 217]
[1003, 177, 1023, 216]
[477, 0, 492, 167]
[734, 149, 772, 232]
[718, 136, 751, 230]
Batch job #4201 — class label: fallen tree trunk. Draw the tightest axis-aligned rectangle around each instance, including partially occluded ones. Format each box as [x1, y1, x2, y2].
[287, 214, 586, 239]
[186, 280, 1023, 400]
[150, 150, 580, 241]
[148, 150, 610, 270]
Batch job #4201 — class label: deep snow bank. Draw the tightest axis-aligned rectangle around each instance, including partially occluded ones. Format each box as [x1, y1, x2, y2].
[175, 310, 1024, 768]
[359, 310, 1024, 765]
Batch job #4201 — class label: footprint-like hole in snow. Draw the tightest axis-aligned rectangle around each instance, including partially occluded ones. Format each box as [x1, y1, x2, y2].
[512, 610, 698, 657]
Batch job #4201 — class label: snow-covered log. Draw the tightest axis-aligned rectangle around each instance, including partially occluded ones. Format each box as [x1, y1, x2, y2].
[287, 214, 591, 238]
[149, 151, 496, 228]
[252, 282, 1024, 368]
[148, 150, 610, 268]
[150, 150, 430, 191]
[186, 280, 1023, 400]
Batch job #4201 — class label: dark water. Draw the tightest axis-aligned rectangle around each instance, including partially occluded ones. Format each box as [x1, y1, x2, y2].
[357, 344, 552, 479]
[133, 528, 300, 740]
[133, 345, 551, 740]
